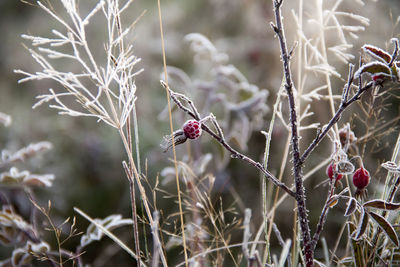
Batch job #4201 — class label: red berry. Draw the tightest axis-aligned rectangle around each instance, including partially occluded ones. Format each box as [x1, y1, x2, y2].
[353, 167, 370, 190]
[183, 120, 202, 140]
[326, 163, 343, 181]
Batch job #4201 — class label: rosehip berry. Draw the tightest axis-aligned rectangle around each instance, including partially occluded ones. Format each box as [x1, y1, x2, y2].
[338, 125, 357, 148]
[353, 167, 370, 190]
[326, 163, 343, 181]
[183, 120, 202, 140]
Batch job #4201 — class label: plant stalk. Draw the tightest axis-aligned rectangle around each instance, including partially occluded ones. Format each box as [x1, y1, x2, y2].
[271, 0, 313, 265]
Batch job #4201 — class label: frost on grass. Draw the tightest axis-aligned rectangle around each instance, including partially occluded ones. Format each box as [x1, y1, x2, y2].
[80, 214, 133, 247]
[0, 206, 50, 265]
[15, 0, 143, 129]
[381, 161, 400, 174]
[1, 141, 52, 165]
[9, 241, 50, 267]
[289, 0, 370, 129]
[0, 167, 55, 187]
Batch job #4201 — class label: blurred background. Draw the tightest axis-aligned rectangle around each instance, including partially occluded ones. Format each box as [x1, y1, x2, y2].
[1, 0, 400, 265]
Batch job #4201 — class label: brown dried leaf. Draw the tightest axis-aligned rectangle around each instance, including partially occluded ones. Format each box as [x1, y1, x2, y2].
[362, 44, 392, 63]
[355, 208, 369, 239]
[363, 199, 400, 210]
[345, 197, 357, 217]
[368, 211, 399, 246]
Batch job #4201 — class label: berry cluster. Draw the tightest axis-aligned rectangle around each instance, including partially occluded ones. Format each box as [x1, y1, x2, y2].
[326, 161, 371, 198]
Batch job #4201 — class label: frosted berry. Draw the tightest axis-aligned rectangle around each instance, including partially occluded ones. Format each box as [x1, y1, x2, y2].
[326, 163, 343, 181]
[353, 167, 370, 190]
[183, 120, 202, 140]
[338, 125, 357, 148]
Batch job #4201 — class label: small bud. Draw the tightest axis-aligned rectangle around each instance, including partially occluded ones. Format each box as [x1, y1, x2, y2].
[353, 167, 370, 190]
[338, 124, 357, 148]
[326, 163, 343, 182]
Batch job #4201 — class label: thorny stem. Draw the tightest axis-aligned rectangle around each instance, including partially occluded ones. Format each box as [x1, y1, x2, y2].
[310, 65, 354, 251]
[311, 176, 343, 250]
[271, 0, 313, 265]
[161, 82, 296, 199]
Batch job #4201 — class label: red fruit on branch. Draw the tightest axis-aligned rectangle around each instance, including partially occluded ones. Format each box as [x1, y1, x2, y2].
[326, 163, 343, 181]
[353, 167, 370, 190]
[183, 120, 202, 140]
[161, 119, 204, 152]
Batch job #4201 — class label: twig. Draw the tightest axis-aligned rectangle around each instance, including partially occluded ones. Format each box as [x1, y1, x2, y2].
[311, 179, 346, 250]
[272, 223, 292, 267]
[161, 82, 296, 199]
[342, 64, 355, 103]
[242, 208, 252, 260]
[271, 0, 313, 265]
[300, 80, 374, 164]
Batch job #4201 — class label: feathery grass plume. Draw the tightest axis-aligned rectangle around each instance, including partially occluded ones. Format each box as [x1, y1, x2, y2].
[0, 167, 54, 187]
[15, 0, 143, 129]
[14, 1, 166, 266]
[288, 0, 370, 132]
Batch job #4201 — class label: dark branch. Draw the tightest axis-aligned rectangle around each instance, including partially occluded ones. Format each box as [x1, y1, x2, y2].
[300, 81, 374, 164]
[272, 0, 313, 265]
[161, 81, 297, 199]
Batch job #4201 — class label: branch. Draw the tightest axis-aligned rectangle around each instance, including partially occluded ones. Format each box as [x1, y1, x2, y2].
[311, 184, 348, 250]
[300, 65, 373, 252]
[271, 0, 313, 265]
[160, 81, 296, 199]
[300, 80, 374, 164]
